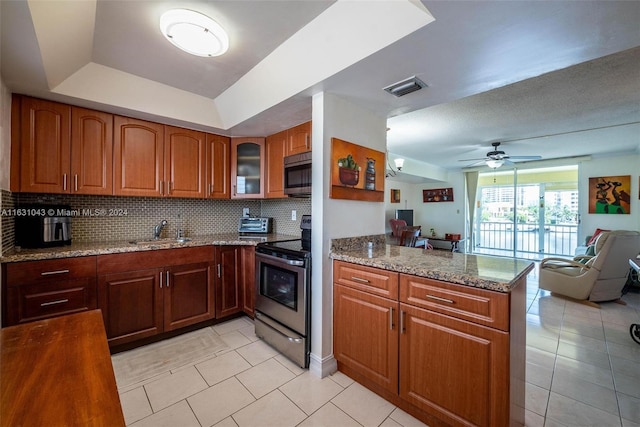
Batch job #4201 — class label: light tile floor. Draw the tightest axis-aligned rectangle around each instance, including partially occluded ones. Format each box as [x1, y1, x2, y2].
[115, 268, 640, 426]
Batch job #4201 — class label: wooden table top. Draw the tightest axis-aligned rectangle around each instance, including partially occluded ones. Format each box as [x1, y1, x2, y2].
[1, 310, 125, 426]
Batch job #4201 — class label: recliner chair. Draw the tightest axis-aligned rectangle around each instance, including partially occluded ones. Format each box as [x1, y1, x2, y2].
[539, 230, 640, 307]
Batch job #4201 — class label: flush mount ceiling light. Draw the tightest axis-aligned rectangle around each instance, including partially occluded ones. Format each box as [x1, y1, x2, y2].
[160, 9, 229, 57]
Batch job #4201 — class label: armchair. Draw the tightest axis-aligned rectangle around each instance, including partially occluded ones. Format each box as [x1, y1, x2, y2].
[539, 230, 640, 307]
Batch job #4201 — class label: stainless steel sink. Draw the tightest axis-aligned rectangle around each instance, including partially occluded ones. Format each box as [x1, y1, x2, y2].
[128, 238, 191, 245]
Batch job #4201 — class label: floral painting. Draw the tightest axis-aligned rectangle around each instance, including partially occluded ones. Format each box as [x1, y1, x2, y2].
[588, 175, 631, 214]
[330, 138, 385, 202]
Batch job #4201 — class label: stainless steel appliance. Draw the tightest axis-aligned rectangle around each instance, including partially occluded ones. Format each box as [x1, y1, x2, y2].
[15, 205, 72, 248]
[238, 217, 273, 234]
[284, 151, 312, 197]
[255, 238, 311, 368]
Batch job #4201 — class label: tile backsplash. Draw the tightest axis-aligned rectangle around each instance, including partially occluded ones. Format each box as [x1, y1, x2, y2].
[1, 192, 310, 252]
[1, 190, 16, 255]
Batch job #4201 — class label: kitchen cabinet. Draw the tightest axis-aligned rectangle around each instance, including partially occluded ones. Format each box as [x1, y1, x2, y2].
[97, 247, 214, 347]
[71, 107, 113, 195]
[215, 245, 243, 318]
[241, 246, 256, 317]
[113, 115, 164, 197]
[333, 260, 525, 427]
[206, 133, 231, 199]
[265, 130, 287, 198]
[231, 137, 265, 199]
[164, 125, 206, 198]
[13, 97, 114, 195]
[286, 121, 311, 155]
[2, 256, 97, 326]
[17, 96, 71, 193]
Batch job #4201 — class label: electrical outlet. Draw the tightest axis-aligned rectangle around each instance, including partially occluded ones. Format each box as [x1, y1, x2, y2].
[291, 210, 297, 221]
[242, 207, 249, 217]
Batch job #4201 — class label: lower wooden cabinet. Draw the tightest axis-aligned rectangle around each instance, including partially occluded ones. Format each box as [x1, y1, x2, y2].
[2, 257, 97, 326]
[97, 247, 214, 347]
[215, 246, 242, 318]
[241, 246, 256, 317]
[333, 260, 525, 427]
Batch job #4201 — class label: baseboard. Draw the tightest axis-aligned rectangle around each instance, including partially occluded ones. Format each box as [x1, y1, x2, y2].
[308, 352, 337, 378]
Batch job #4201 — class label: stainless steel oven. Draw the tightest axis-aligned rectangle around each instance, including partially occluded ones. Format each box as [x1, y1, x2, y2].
[255, 239, 311, 368]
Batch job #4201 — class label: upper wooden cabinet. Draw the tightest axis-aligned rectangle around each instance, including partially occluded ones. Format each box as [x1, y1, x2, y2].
[231, 137, 265, 199]
[287, 121, 311, 155]
[18, 97, 71, 193]
[206, 133, 231, 199]
[71, 107, 113, 195]
[164, 125, 206, 198]
[265, 130, 287, 198]
[113, 116, 164, 197]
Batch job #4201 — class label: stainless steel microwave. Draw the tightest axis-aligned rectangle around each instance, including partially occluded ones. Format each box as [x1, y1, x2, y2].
[284, 151, 312, 197]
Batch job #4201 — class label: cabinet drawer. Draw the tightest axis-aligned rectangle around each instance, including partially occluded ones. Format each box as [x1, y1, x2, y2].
[5, 257, 97, 286]
[6, 278, 97, 325]
[399, 274, 509, 331]
[333, 260, 399, 299]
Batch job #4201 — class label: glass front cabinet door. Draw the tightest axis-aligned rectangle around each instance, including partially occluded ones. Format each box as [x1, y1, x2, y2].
[231, 137, 265, 199]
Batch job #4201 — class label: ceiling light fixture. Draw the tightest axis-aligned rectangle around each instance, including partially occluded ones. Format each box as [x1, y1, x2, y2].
[386, 154, 405, 178]
[160, 9, 229, 57]
[486, 159, 504, 169]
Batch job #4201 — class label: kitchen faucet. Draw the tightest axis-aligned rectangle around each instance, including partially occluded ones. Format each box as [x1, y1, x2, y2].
[153, 220, 168, 240]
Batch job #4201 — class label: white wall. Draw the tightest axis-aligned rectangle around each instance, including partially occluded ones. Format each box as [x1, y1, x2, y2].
[0, 78, 10, 191]
[310, 92, 387, 377]
[579, 154, 640, 239]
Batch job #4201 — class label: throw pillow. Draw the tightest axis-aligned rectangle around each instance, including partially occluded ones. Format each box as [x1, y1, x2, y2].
[586, 228, 610, 246]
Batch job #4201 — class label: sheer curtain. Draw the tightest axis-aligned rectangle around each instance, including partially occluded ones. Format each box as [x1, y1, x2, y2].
[464, 171, 479, 252]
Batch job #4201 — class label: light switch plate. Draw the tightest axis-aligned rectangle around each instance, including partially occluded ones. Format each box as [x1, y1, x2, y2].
[291, 210, 297, 221]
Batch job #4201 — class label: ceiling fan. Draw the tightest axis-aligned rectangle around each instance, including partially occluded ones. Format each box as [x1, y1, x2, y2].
[459, 142, 542, 168]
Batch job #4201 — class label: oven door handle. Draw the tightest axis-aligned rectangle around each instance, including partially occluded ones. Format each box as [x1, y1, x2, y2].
[257, 252, 305, 267]
[255, 312, 303, 343]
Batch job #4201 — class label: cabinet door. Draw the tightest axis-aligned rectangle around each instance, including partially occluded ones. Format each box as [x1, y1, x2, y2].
[164, 262, 214, 331]
[241, 246, 256, 317]
[206, 134, 231, 199]
[98, 268, 163, 346]
[164, 125, 206, 198]
[71, 107, 113, 195]
[399, 303, 509, 427]
[113, 116, 164, 197]
[265, 130, 287, 198]
[287, 121, 311, 155]
[19, 97, 71, 193]
[215, 246, 242, 318]
[333, 284, 399, 394]
[231, 138, 265, 198]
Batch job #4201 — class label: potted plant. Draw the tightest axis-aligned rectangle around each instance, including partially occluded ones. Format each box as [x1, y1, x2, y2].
[338, 154, 360, 186]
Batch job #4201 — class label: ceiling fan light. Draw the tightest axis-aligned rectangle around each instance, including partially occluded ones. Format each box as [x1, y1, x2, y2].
[160, 9, 229, 57]
[394, 158, 405, 170]
[486, 159, 504, 169]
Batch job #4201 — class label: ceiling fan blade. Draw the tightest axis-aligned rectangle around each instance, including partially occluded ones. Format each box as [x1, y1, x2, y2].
[463, 160, 487, 167]
[458, 157, 488, 162]
[507, 155, 542, 160]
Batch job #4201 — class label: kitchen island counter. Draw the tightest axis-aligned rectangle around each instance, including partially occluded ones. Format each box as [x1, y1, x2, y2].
[1, 233, 298, 263]
[330, 243, 534, 293]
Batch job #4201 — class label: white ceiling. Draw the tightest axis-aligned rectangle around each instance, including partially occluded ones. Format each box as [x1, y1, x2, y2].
[2, 1, 639, 176]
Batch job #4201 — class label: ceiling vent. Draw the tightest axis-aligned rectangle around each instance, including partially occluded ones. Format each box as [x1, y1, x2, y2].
[383, 76, 427, 97]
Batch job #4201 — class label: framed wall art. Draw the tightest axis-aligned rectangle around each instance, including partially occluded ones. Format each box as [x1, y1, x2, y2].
[588, 175, 631, 214]
[330, 138, 385, 202]
[390, 189, 401, 203]
[423, 188, 454, 203]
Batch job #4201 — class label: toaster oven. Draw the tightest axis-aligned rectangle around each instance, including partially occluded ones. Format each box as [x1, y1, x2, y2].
[238, 217, 273, 234]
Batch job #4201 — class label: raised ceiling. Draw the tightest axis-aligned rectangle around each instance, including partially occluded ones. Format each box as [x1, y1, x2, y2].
[2, 1, 639, 173]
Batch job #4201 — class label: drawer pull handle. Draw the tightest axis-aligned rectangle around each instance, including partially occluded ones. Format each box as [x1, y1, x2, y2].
[350, 276, 370, 284]
[40, 269, 70, 276]
[40, 299, 69, 307]
[426, 295, 455, 304]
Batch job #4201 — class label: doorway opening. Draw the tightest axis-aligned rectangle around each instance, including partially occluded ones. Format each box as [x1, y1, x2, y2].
[473, 165, 579, 260]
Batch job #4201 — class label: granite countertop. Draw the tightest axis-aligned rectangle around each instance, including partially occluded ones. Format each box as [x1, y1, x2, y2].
[330, 244, 535, 293]
[1, 233, 299, 263]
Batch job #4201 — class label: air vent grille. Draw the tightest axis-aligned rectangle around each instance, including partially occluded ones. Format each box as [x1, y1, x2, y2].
[383, 76, 427, 97]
